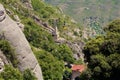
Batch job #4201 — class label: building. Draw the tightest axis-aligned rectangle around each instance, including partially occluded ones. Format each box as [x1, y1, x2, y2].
[71, 65, 86, 80]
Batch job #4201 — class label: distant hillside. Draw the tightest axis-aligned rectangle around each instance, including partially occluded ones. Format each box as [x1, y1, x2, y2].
[45, 0, 120, 34]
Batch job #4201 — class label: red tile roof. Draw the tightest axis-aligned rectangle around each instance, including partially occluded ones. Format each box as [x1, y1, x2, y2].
[71, 65, 85, 72]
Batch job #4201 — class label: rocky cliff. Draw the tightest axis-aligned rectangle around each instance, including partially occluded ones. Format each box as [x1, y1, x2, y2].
[0, 4, 43, 80]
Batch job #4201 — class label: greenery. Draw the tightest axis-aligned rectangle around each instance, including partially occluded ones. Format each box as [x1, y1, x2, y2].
[24, 19, 75, 63]
[23, 69, 37, 80]
[34, 49, 64, 80]
[0, 0, 77, 79]
[23, 18, 75, 79]
[0, 65, 36, 80]
[0, 40, 18, 67]
[31, 0, 82, 40]
[1, 0, 119, 80]
[0, 65, 23, 80]
[45, 0, 120, 35]
[82, 20, 120, 80]
[0, 1, 85, 80]
[63, 67, 72, 80]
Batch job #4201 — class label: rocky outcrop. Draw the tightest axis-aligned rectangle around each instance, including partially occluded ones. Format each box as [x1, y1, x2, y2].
[0, 58, 4, 72]
[0, 50, 9, 65]
[14, 15, 24, 31]
[55, 37, 85, 61]
[0, 4, 43, 80]
[0, 51, 6, 72]
[32, 15, 61, 40]
[66, 41, 85, 61]
[21, 0, 33, 10]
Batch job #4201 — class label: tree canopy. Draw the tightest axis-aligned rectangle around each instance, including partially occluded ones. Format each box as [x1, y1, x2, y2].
[83, 20, 120, 80]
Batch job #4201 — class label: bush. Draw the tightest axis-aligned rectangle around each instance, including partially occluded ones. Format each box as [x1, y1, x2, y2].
[0, 65, 37, 80]
[0, 65, 23, 80]
[34, 50, 64, 80]
[0, 40, 18, 67]
[23, 69, 37, 80]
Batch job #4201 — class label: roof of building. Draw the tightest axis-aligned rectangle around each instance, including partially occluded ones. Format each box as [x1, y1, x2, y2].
[71, 64, 85, 72]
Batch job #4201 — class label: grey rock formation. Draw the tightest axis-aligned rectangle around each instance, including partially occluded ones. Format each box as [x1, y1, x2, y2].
[14, 15, 21, 22]
[67, 41, 85, 61]
[0, 50, 9, 65]
[0, 58, 4, 72]
[0, 4, 6, 22]
[14, 15, 24, 31]
[0, 51, 6, 73]
[0, 4, 43, 80]
[21, 0, 33, 10]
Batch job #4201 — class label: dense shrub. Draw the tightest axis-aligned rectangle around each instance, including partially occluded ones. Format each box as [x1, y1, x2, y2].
[83, 20, 120, 80]
[34, 50, 64, 80]
[0, 40, 18, 67]
[0, 65, 36, 80]
[0, 65, 23, 80]
[23, 69, 37, 80]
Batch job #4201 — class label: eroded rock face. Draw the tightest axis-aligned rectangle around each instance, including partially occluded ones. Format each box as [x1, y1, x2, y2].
[0, 50, 10, 73]
[0, 4, 43, 80]
[14, 15, 24, 31]
[67, 41, 85, 61]
[0, 58, 4, 72]
[0, 58, 4, 73]
[21, 0, 33, 9]
[0, 4, 6, 22]
[0, 50, 9, 65]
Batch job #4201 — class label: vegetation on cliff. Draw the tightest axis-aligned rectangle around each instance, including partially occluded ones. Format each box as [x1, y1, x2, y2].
[0, 0, 119, 80]
[24, 16, 74, 79]
[0, 0, 77, 79]
[0, 65, 36, 80]
[0, 40, 17, 67]
[0, 39, 36, 80]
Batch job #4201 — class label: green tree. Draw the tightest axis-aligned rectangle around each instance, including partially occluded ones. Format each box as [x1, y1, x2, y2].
[83, 20, 120, 80]
[34, 50, 64, 80]
[89, 54, 111, 80]
[104, 20, 120, 33]
[83, 36, 104, 61]
[63, 67, 72, 80]
[23, 69, 37, 80]
[0, 65, 23, 80]
[107, 53, 120, 80]
[51, 44, 75, 63]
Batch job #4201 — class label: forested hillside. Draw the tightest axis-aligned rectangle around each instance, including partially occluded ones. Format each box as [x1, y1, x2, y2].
[0, 0, 120, 80]
[45, 0, 120, 34]
[82, 20, 120, 80]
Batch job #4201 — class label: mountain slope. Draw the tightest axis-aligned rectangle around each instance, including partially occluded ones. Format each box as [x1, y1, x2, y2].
[0, 0, 85, 80]
[45, 0, 120, 34]
[0, 0, 119, 80]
